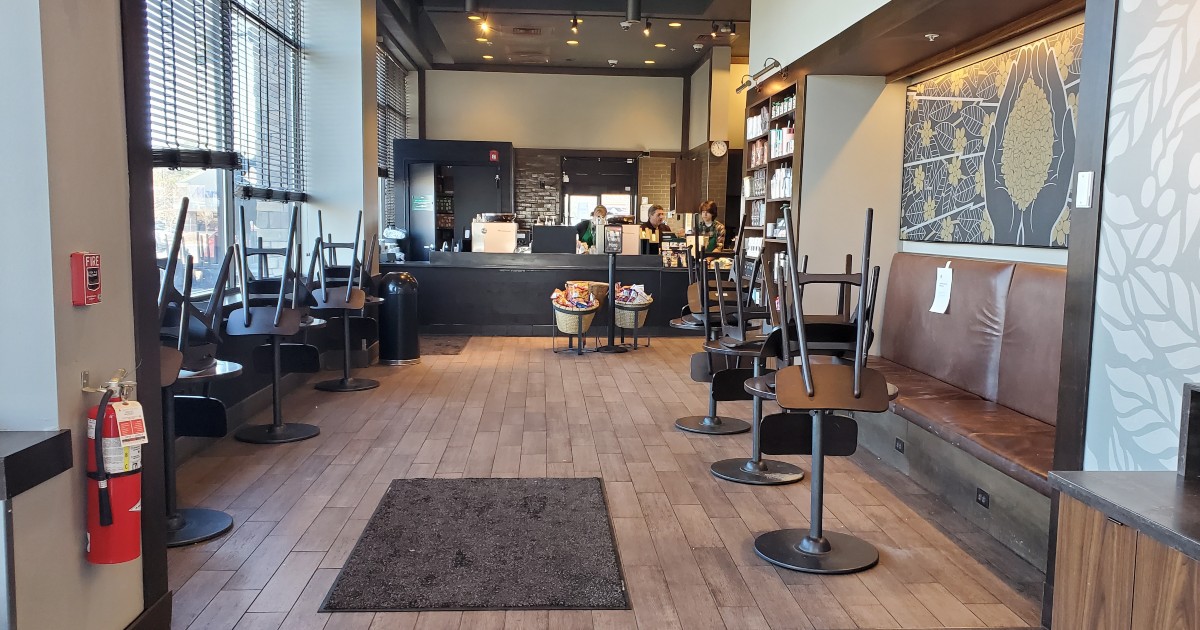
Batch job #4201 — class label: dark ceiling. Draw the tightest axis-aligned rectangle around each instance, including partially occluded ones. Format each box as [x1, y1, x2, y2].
[385, 0, 751, 72]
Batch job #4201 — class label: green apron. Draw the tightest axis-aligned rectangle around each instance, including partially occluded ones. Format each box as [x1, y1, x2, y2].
[582, 221, 596, 247]
[698, 222, 719, 252]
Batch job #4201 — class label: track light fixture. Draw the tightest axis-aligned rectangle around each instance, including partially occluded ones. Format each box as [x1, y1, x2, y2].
[644, 19, 651, 37]
[571, 15, 578, 34]
[626, 0, 641, 22]
[735, 74, 755, 94]
[711, 21, 718, 38]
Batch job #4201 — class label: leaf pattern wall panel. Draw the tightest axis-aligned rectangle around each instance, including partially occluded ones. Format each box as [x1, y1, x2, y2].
[1086, 0, 1200, 471]
[900, 26, 1083, 246]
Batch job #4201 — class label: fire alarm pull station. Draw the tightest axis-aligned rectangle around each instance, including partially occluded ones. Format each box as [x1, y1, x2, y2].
[71, 252, 102, 306]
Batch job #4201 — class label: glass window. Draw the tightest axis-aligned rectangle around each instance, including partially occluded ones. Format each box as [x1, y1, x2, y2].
[377, 44, 409, 228]
[154, 168, 229, 294]
[236, 199, 297, 280]
[565, 194, 599, 225]
[601, 193, 633, 218]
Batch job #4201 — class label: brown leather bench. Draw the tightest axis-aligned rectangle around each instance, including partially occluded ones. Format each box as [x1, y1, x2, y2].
[867, 253, 1066, 496]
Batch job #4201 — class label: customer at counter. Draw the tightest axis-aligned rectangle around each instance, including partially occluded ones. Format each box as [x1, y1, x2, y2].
[575, 205, 607, 252]
[696, 200, 726, 253]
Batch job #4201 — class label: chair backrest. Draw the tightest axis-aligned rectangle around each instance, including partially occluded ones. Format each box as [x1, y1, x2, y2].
[235, 203, 300, 327]
[312, 210, 364, 304]
[785, 207, 878, 398]
[157, 197, 234, 347]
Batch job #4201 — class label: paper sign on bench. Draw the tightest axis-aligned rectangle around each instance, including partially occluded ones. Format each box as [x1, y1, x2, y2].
[930, 262, 952, 314]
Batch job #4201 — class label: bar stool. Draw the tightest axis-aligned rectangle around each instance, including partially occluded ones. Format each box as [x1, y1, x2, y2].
[755, 208, 893, 574]
[228, 205, 320, 444]
[312, 211, 379, 392]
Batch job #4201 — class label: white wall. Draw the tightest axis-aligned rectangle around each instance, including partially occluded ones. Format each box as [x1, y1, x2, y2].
[425, 71, 683, 152]
[797, 76, 906, 348]
[0, 0, 144, 627]
[749, 0, 888, 68]
[689, 59, 712, 150]
[304, 0, 379, 256]
[1085, 0, 1200, 471]
[708, 47, 733, 145]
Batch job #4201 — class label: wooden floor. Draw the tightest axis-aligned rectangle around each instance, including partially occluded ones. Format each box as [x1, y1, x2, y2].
[168, 336, 1044, 630]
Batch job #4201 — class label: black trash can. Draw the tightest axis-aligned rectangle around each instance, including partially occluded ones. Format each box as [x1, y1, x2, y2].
[379, 272, 420, 365]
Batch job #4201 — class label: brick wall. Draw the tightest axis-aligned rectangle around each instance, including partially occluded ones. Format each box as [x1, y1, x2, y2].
[637, 157, 674, 217]
[514, 149, 562, 226]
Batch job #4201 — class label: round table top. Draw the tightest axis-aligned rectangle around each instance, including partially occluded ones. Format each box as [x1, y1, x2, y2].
[703, 338, 765, 358]
[177, 360, 244, 384]
[301, 316, 328, 331]
[743, 370, 899, 402]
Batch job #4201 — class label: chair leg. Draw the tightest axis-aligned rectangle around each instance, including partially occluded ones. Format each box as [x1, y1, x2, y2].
[752, 410, 878, 574]
[710, 358, 805, 485]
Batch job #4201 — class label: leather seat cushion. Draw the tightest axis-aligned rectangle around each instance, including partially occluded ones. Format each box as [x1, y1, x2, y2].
[870, 358, 1054, 495]
[995, 263, 1067, 425]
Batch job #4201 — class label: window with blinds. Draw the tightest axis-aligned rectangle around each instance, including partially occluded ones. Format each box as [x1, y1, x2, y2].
[376, 45, 408, 226]
[147, 0, 306, 199]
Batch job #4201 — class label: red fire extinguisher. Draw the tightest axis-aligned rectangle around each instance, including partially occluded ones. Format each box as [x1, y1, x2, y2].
[86, 386, 143, 564]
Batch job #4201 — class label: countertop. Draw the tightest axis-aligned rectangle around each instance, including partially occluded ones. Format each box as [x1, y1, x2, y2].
[385, 251, 686, 271]
[0, 430, 73, 500]
[1050, 470, 1200, 561]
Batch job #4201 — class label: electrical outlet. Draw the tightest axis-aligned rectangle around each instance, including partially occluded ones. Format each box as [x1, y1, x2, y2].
[894, 438, 905, 454]
[976, 488, 991, 509]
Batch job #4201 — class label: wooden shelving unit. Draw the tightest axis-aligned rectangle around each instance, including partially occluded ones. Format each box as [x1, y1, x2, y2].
[741, 78, 802, 324]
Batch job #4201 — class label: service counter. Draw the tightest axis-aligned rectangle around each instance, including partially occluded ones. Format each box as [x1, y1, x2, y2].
[381, 251, 692, 336]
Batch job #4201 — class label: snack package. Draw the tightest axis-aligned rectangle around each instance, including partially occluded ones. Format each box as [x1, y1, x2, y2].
[551, 283, 598, 309]
[614, 283, 652, 305]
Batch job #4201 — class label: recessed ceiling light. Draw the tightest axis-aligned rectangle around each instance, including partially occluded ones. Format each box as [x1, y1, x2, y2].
[644, 60, 655, 64]
[468, 14, 482, 21]
[567, 40, 579, 45]
[654, 43, 666, 48]
[668, 22, 682, 27]
[482, 54, 494, 60]
[476, 37, 488, 42]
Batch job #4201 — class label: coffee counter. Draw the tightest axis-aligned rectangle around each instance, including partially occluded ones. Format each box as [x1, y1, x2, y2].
[380, 252, 692, 336]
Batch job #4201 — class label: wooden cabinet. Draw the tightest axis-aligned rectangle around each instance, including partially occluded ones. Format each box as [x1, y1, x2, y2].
[1053, 495, 1200, 630]
[1052, 496, 1137, 630]
[1132, 534, 1200, 629]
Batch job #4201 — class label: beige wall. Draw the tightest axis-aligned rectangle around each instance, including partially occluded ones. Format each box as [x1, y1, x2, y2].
[749, 0, 888, 68]
[1, 0, 144, 627]
[727, 63, 749, 150]
[425, 71, 683, 151]
[688, 59, 712, 150]
[797, 76, 906, 349]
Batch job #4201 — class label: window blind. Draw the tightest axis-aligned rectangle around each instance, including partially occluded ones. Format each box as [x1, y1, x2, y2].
[376, 45, 408, 225]
[147, 0, 305, 198]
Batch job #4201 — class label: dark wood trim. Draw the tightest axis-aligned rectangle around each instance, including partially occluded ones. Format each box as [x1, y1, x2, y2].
[119, 0, 169, 614]
[523, 149, 643, 159]
[418, 69, 427, 139]
[1043, 0, 1120, 625]
[123, 589, 171, 630]
[885, 0, 1085, 81]
[429, 63, 685, 78]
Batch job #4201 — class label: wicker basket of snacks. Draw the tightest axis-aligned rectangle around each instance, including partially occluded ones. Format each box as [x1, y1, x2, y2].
[551, 283, 600, 335]
[613, 284, 653, 329]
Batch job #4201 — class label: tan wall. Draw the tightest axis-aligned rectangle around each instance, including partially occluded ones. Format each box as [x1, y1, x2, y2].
[798, 76, 906, 351]
[1, 0, 145, 627]
[425, 71, 683, 152]
[728, 63, 749, 150]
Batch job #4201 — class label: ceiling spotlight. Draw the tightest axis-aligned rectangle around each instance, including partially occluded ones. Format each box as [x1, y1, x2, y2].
[711, 22, 718, 38]
[479, 19, 490, 33]
[571, 15, 579, 34]
[482, 54, 493, 60]
[730, 22, 736, 34]
[644, 19, 651, 36]
[668, 21, 681, 28]
[566, 39, 579, 45]
[654, 42, 666, 48]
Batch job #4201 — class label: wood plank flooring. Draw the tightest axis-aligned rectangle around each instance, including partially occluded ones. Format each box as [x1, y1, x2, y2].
[168, 336, 1043, 629]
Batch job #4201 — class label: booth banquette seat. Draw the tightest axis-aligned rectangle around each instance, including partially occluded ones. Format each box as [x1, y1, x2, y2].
[867, 253, 1066, 496]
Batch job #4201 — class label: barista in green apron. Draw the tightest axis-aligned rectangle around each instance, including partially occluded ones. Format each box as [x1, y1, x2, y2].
[575, 205, 608, 251]
[696, 200, 727, 253]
